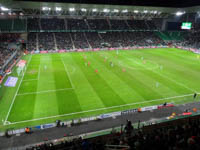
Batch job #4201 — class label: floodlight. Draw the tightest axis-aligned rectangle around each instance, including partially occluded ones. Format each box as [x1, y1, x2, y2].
[176, 11, 184, 16]
[1, 6, 9, 11]
[154, 11, 157, 14]
[69, 8, 75, 12]
[103, 9, 110, 13]
[144, 10, 148, 13]
[92, 8, 97, 12]
[134, 10, 139, 13]
[81, 8, 87, 12]
[42, 7, 51, 11]
[113, 9, 119, 13]
[55, 7, 62, 11]
[122, 9, 128, 13]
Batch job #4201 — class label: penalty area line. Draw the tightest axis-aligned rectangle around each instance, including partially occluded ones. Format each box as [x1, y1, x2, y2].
[4, 55, 32, 125]
[23, 79, 38, 82]
[5, 92, 199, 126]
[17, 88, 74, 96]
[61, 57, 75, 89]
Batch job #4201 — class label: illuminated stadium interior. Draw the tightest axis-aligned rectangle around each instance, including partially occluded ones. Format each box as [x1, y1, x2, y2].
[0, 0, 200, 149]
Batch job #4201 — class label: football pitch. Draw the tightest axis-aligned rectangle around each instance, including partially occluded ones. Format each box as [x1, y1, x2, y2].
[0, 48, 200, 130]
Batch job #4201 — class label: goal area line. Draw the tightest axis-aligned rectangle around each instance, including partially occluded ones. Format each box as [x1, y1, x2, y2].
[4, 92, 199, 126]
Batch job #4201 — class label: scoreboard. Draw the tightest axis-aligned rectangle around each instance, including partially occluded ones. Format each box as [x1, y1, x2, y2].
[181, 22, 192, 30]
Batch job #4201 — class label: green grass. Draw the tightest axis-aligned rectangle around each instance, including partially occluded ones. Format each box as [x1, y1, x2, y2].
[0, 48, 200, 131]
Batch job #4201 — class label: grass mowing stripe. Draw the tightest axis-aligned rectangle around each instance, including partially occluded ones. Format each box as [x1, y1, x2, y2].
[130, 50, 199, 92]
[6, 92, 198, 125]
[149, 49, 200, 77]
[1, 48, 200, 130]
[23, 79, 38, 82]
[155, 49, 200, 69]
[107, 51, 181, 96]
[61, 56, 75, 89]
[147, 49, 200, 77]
[121, 52, 195, 93]
[72, 53, 126, 107]
[32, 55, 59, 120]
[4, 55, 32, 125]
[38, 65, 41, 80]
[64, 53, 106, 111]
[17, 88, 74, 96]
[51, 54, 82, 115]
[91, 52, 145, 102]
[100, 51, 164, 100]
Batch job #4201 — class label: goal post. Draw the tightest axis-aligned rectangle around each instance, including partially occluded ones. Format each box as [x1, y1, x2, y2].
[16, 60, 27, 77]
[17, 65, 26, 77]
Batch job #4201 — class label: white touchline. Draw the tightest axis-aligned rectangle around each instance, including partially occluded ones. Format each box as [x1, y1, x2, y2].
[38, 65, 41, 80]
[5, 92, 199, 126]
[61, 57, 75, 89]
[4, 55, 32, 125]
[17, 88, 74, 96]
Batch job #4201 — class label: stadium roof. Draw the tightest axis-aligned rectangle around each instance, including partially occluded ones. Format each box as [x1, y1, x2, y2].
[0, 0, 200, 16]
[11, 0, 200, 8]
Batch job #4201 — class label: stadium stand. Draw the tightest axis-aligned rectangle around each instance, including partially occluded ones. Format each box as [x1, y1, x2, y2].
[109, 20, 130, 30]
[87, 19, 110, 30]
[0, 19, 12, 32]
[0, 33, 21, 66]
[67, 19, 89, 30]
[38, 32, 56, 51]
[71, 32, 90, 49]
[55, 32, 73, 50]
[27, 33, 37, 51]
[27, 18, 40, 31]
[26, 29, 166, 51]
[26, 114, 200, 150]
[41, 18, 66, 31]
[13, 19, 26, 31]
[1, 1, 200, 149]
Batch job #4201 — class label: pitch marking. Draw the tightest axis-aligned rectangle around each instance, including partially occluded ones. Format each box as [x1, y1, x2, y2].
[17, 88, 74, 96]
[4, 55, 32, 125]
[23, 79, 38, 82]
[5, 92, 199, 125]
[133, 60, 196, 92]
[61, 57, 75, 89]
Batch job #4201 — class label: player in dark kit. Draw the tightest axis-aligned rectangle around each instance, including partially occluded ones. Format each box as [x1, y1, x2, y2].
[193, 93, 197, 100]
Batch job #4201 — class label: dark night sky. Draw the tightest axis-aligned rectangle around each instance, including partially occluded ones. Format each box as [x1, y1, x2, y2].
[16, 0, 200, 8]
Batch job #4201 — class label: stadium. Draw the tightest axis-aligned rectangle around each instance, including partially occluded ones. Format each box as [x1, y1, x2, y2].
[0, 0, 200, 149]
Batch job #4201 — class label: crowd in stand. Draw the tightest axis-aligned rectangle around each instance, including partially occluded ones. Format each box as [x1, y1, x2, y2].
[27, 31, 166, 51]
[0, 33, 20, 43]
[0, 34, 21, 77]
[26, 18, 160, 31]
[55, 33, 73, 50]
[85, 32, 104, 48]
[24, 18, 166, 51]
[0, 45, 15, 70]
[179, 31, 200, 49]
[27, 33, 37, 51]
[71, 32, 90, 49]
[27, 118, 200, 150]
[87, 19, 110, 30]
[41, 18, 66, 31]
[38, 33, 55, 51]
